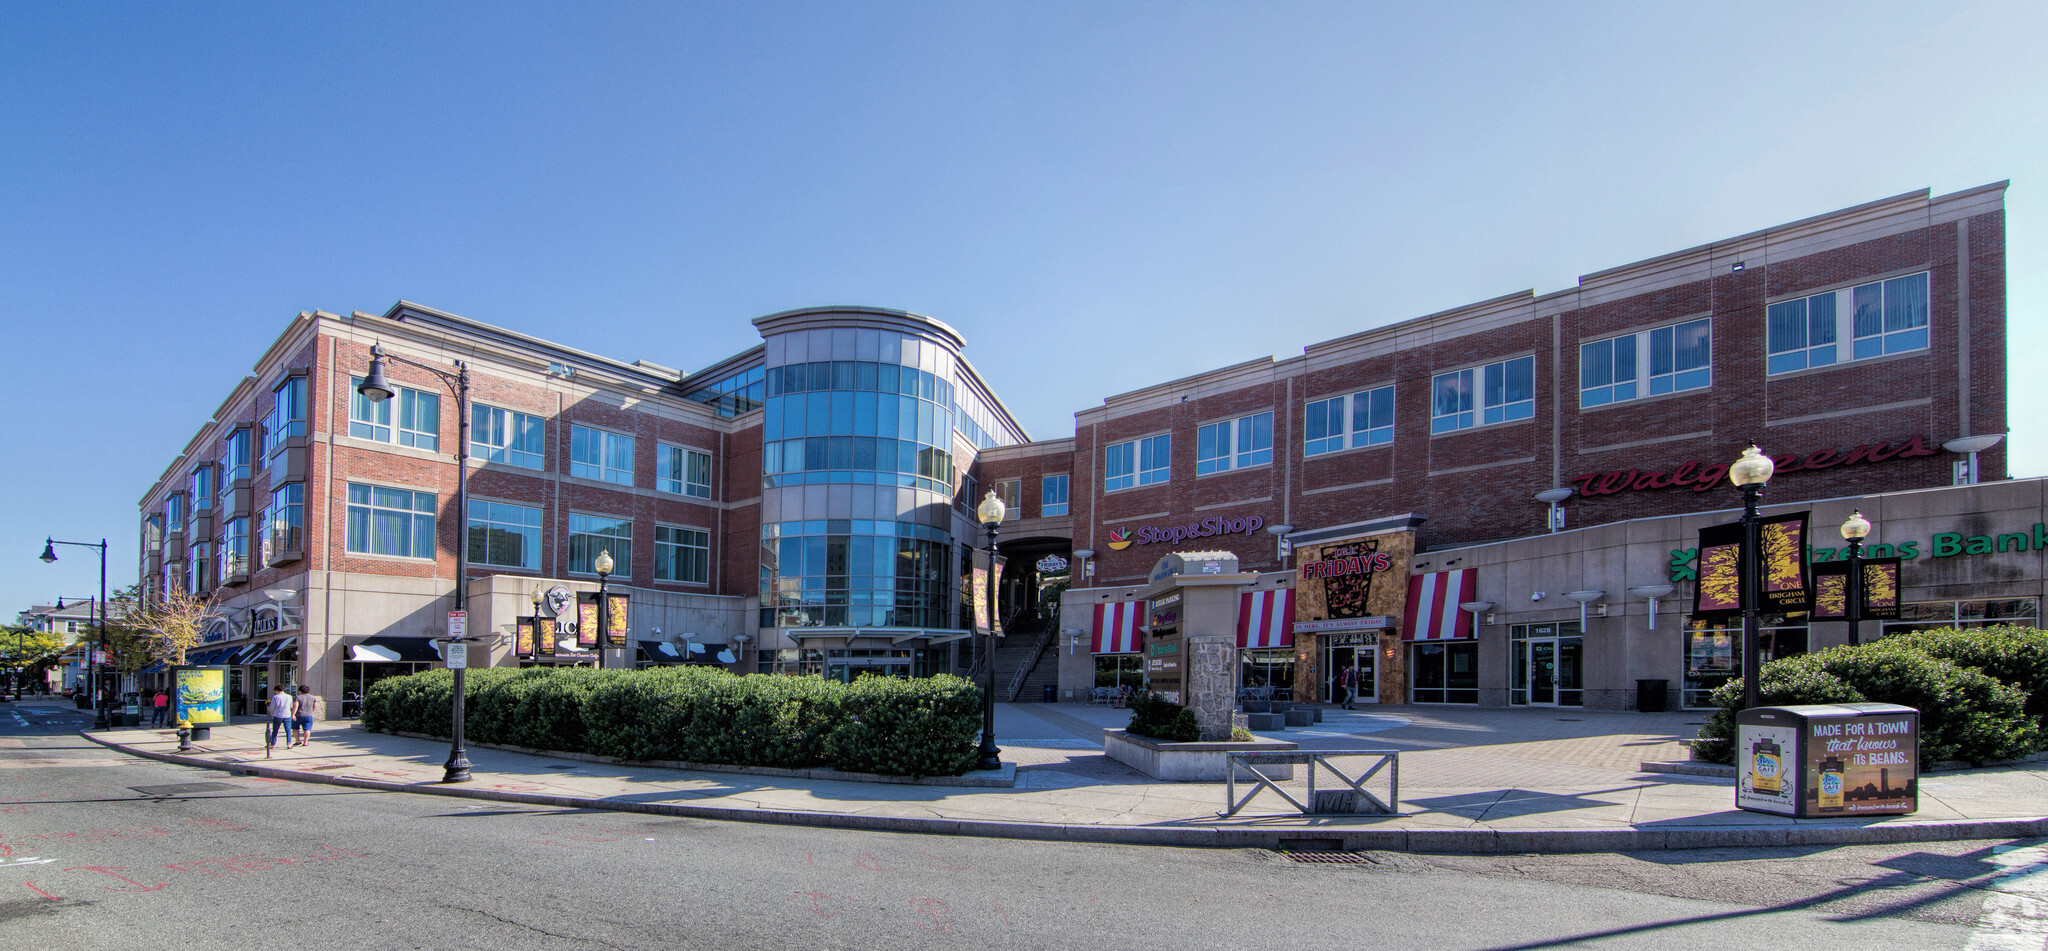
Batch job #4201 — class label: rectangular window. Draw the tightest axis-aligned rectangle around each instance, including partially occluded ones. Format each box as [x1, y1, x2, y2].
[349, 377, 439, 449]
[657, 444, 713, 498]
[467, 499, 542, 570]
[190, 466, 214, 512]
[1106, 434, 1170, 489]
[994, 479, 1021, 519]
[471, 405, 545, 469]
[1433, 357, 1533, 433]
[1304, 386, 1394, 456]
[1197, 412, 1274, 474]
[654, 525, 709, 584]
[569, 513, 632, 576]
[220, 517, 249, 580]
[1041, 474, 1069, 517]
[263, 376, 307, 456]
[166, 494, 185, 533]
[188, 543, 212, 595]
[265, 483, 303, 557]
[221, 428, 252, 487]
[1768, 272, 1928, 374]
[570, 426, 635, 485]
[344, 483, 438, 559]
[1581, 318, 1711, 407]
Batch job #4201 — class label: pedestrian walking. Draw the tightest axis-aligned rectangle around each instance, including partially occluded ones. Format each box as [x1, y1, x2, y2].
[292, 685, 318, 746]
[151, 690, 169, 726]
[265, 686, 294, 757]
[1339, 666, 1356, 710]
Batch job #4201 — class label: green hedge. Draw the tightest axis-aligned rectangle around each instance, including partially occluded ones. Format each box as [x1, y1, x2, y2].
[1691, 635, 2041, 766]
[1126, 693, 1197, 742]
[1888, 625, 2048, 736]
[362, 667, 983, 778]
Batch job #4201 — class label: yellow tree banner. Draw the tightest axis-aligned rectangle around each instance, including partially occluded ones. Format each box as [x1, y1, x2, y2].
[1693, 513, 1814, 618]
[1693, 523, 1745, 618]
[515, 618, 535, 656]
[1812, 558, 1903, 620]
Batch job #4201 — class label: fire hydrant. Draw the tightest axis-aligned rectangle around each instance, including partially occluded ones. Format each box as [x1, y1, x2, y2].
[176, 719, 193, 752]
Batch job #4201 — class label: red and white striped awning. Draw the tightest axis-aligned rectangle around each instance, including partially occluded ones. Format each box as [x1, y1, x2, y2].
[1091, 601, 1143, 654]
[1403, 569, 1476, 641]
[1238, 589, 1295, 649]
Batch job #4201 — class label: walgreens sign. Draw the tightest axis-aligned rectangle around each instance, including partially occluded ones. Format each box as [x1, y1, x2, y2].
[1108, 514, 1266, 549]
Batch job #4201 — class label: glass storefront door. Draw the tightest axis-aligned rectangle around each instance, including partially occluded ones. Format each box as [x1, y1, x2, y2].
[1681, 615, 1810, 708]
[1509, 622, 1582, 707]
[1323, 643, 1377, 705]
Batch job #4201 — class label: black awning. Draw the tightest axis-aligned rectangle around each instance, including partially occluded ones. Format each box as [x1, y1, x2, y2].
[342, 636, 443, 663]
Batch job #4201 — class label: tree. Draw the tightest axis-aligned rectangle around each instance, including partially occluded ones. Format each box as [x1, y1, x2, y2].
[0, 625, 68, 686]
[119, 588, 215, 671]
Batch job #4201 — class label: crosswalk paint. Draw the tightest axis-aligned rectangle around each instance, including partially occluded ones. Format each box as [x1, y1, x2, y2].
[1965, 843, 2048, 951]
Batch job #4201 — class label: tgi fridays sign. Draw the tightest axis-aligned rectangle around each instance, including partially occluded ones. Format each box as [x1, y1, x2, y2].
[1571, 436, 1939, 497]
[1294, 531, 1414, 631]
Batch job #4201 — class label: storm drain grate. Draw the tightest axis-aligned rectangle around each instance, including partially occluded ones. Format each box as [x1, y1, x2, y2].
[1276, 851, 1373, 865]
[129, 782, 236, 797]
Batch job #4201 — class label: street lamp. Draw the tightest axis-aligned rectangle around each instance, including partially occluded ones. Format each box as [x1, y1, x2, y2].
[1840, 510, 1872, 647]
[1728, 444, 1775, 713]
[358, 343, 473, 782]
[593, 549, 615, 670]
[974, 489, 1006, 771]
[40, 538, 109, 728]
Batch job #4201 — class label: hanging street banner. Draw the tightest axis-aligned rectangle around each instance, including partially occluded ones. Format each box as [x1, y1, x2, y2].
[1812, 559, 1904, 620]
[577, 597, 600, 648]
[604, 593, 631, 648]
[1693, 522, 1745, 618]
[515, 618, 536, 656]
[536, 617, 558, 656]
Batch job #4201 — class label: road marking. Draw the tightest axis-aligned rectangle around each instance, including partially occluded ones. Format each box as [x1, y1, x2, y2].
[1965, 843, 2048, 951]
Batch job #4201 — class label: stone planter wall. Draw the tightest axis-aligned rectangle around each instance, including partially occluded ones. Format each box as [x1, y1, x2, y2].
[1103, 728, 1299, 781]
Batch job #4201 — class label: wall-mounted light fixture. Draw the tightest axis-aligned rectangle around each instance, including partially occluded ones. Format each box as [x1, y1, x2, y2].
[1562, 590, 1605, 630]
[1942, 434, 2005, 486]
[1458, 600, 1497, 627]
[1626, 584, 1676, 629]
[1535, 488, 1573, 533]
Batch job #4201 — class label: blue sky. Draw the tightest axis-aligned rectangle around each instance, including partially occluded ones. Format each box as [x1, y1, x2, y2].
[4, 2, 2043, 616]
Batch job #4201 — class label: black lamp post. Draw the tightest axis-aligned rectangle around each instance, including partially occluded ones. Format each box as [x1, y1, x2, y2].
[41, 538, 109, 728]
[1840, 510, 1872, 647]
[593, 549, 615, 670]
[974, 489, 1006, 771]
[1727, 444, 1775, 713]
[357, 344, 474, 783]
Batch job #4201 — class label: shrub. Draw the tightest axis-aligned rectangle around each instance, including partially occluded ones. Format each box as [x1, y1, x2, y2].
[826, 674, 983, 778]
[1126, 693, 1198, 742]
[359, 666, 983, 777]
[1691, 640, 2038, 765]
[1888, 625, 2048, 745]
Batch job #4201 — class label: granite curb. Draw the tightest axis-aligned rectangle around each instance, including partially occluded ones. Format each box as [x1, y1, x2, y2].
[83, 731, 2048, 855]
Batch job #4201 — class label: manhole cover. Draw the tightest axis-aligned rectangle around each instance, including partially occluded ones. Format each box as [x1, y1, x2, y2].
[1277, 851, 1373, 865]
[129, 782, 236, 797]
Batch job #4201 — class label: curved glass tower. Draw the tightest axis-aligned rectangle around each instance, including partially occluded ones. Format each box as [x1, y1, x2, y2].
[754, 308, 1023, 677]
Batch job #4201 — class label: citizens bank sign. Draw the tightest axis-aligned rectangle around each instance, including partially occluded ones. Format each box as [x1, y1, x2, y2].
[1106, 514, 1265, 550]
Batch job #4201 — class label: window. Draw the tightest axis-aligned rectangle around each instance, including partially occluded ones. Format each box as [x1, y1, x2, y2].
[344, 483, 438, 559]
[467, 499, 541, 570]
[1305, 386, 1393, 456]
[994, 479, 1021, 519]
[654, 525, 709, 584]
[349, 377, 439, 449]
[190, 466, 213, 512]
[220, 517, 249, 581]
[221, 428, 251, 487]
[1105, 434, 1170, 490]
[570, 426, 634, 485]
[263, 376, 307, 456]
[1041, 474, 1069, 517]
[187, 542, 212, 595]
[1197, 412, 1273, 474]
[1768, 272, 1929, 374]
[471, 405, 545, 469]
[166, 494, 185, 533]
[1581, 318, 1711, 407]
[657, 444, 713, 498]
[265, 483, 303, 557]
[1433, 356, 1534, 433]
[1881, 598, 2037, 637]
[569, 513, 632, 575]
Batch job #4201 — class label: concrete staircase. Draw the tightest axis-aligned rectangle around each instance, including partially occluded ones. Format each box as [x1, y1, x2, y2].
[995, 609, 1061, 702]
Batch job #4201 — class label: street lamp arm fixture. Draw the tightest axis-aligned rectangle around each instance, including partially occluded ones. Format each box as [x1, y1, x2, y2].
[37, 537, 109, 727]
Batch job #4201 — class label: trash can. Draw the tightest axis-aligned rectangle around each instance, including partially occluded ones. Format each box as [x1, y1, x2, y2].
[1735, 703, 1919, 817]
[1043, 684, 1057, 703]
[1635, 679, 1669, 713]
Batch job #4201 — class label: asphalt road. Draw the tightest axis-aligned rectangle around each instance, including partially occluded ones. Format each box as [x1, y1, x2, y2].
[0, 701, 2036, 950]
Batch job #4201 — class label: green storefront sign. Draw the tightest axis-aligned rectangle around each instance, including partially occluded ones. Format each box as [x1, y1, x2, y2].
[1670, 522, 2048, 582]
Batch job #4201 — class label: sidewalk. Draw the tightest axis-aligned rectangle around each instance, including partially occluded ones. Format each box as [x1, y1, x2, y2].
[82, 701, 2048, 854]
